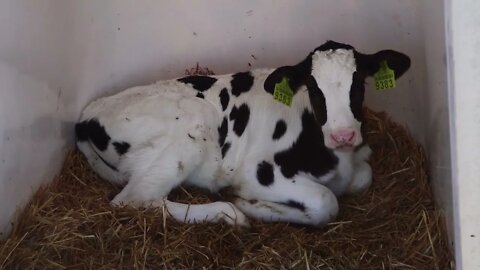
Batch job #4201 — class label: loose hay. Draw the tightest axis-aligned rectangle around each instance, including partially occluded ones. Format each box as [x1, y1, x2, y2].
[1, 66, 453, 269]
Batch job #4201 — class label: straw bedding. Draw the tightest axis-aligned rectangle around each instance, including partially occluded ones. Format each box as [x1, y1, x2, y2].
[1, 66, 453, 269]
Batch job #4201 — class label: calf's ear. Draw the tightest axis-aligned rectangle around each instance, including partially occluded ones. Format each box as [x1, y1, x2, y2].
[264, 54, 312, 94]
[356, 50, 411, 79]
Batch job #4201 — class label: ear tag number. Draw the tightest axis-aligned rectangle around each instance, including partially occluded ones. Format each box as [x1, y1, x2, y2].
[374, 60, 396, 91]
[273, 77, 294, 106]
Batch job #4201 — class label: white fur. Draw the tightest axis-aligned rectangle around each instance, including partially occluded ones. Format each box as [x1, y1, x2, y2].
[311, 49, 363, 148]
[77, 52, 371, 227]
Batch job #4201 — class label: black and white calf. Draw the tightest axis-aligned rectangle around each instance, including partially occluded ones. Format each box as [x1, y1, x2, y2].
[75, 41, 410, 227]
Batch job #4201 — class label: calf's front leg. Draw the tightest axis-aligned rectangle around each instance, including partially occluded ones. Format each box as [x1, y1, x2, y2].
[347, 144, 373, 195]
[233, 173, 338, 227]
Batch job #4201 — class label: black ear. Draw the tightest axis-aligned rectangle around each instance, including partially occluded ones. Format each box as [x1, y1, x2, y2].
[264, 55, 312, 94]
[356, 50, 411, 79]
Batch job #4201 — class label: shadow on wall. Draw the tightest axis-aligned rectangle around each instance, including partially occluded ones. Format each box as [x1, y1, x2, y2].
[0, 61, 74, 238]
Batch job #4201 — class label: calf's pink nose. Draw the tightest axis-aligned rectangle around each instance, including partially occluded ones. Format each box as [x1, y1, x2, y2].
[330, 130, 356, 145]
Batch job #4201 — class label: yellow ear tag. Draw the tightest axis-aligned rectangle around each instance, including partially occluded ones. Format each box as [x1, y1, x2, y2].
[374, 60, 396, 91]
[273, 77, 294, 106]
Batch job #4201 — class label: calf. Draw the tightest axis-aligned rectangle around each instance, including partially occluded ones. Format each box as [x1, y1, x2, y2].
[75, 41, 410, 227]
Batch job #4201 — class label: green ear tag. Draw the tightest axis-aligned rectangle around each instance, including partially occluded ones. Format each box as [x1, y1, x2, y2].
[374, 60, 396, 91]
[273, 77, 294, 106]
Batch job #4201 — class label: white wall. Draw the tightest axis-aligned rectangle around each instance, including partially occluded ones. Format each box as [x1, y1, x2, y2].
[421, 0, 454, 252]
[447, 0, 480, 269]
[0, 1, 81, 237]
[0, 0, 428, 240]
[68, 0, 427, 141]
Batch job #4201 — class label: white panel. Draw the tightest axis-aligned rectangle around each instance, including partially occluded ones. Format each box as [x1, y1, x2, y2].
[0, 0, 78, 237]
[0, 0, 428, 239]
[420, 0, 454, 250]
[448, 0, 480, 269]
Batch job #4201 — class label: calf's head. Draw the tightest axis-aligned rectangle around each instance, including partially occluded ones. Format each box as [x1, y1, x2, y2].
[265, 41, 411, 150]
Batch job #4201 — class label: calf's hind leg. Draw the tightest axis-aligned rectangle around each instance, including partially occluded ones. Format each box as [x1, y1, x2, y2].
[111, 140, 248, 226]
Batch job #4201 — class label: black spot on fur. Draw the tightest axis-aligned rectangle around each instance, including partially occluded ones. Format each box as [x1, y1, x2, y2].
[221, 142, 231, 158]
[281, 200, 306, 211]
[188, 133, 195, 140]
[272, 120, 287, 140]
[306, 76, 327, 126]
[257, 161, 274, 186]
[218, 117, 228, 146]
[112, 141, 130, 155]
[230, 72, 254, 97]
[177, 75, 217, 91]
[75, 118, 111, 151]
[229, 104, 250, 137]
[349, 71, 365, 121]
[274, 110, 338, 178]
[219, 88, 230, 111]
[75, 122, 89, 142]
[196, 92, 205, 99]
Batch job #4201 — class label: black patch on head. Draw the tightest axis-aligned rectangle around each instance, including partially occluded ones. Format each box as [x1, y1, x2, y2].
[177, 75, 217, 92]
[230, 72, 254, 97]
[112, 141, 130, 155]
[314, 40, 354, 52]
[219, 88, 230, 111]
[75, 118, 111, 151]
[272, 120, 287, 140]
[274, 110, 338, 178]
[257, 161, 274, 186]
[221, 142, 231, 158]
[349, 71, 365, 121]
[229, 104, 250, 137]
[280, 200, 306, 211]
[196, 92, 205, 99]
[306, 76, 327, 126]
[218, 117, 228, 146]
